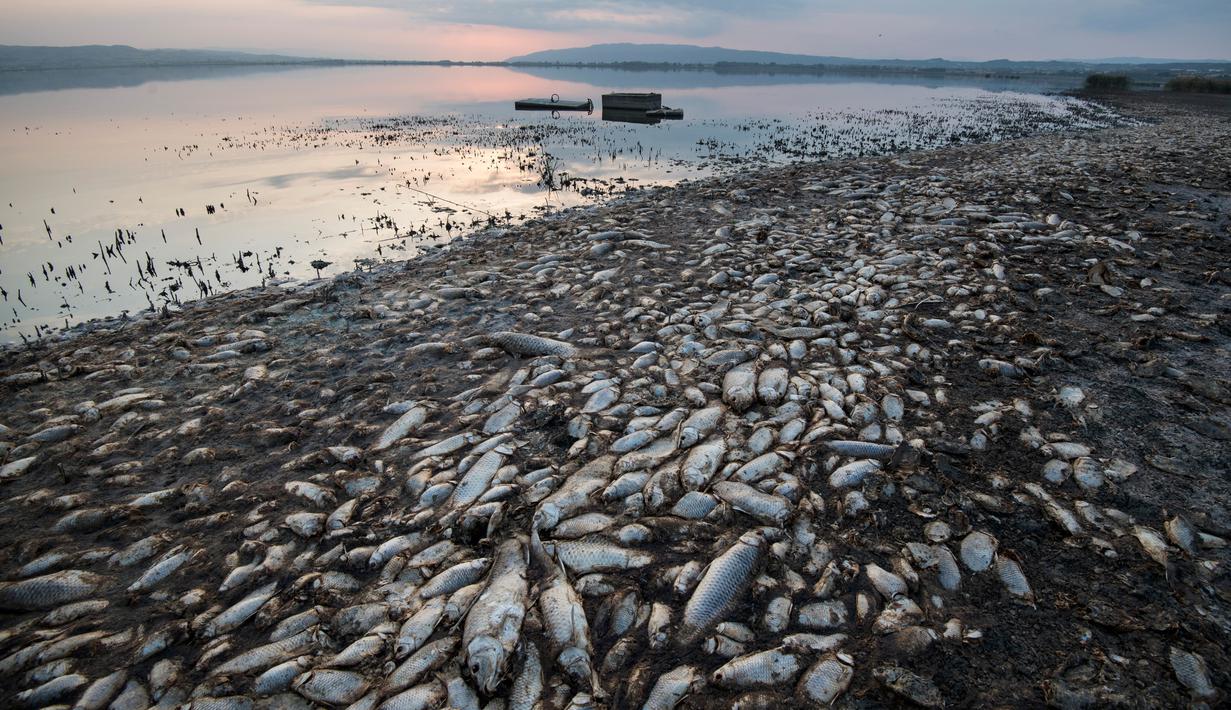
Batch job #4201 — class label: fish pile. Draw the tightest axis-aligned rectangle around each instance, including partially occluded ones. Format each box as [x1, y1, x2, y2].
[0, 99, 1227, 708]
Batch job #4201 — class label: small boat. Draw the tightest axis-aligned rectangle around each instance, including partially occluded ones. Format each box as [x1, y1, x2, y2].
[646, 107, 684, 120]
[515, 94, 593, 112]
[602, 93, 662, 111]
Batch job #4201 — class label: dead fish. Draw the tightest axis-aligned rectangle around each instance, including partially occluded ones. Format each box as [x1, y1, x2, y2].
[1132, 525, 1169, 569]
[873, 665, 943, 708]
[678, 528, 769, 646]
[797, 600, 848, 630]
[539, 557, 601, 694]
[642, 665, 705, 710]
[210, 628, 320, 676]
[712, 647, 802, 688]
[723, 362, 758, 412]
[72, 669, 128, 710]
[15, 673, 88, 705]
[293, 669, 371, 705]
[679, 406, 724, 449]
[396, 599, 446, 660]
[823, 440, 897, 460]
[681, 438, 727, 490]
[1164, 515, 1199, 555]
[797, 655, 853, 704]
[385, 637, 458, 694]
[995, 554, 1034, 603]
[550, 539, 652, 574]
[254, 656, 312, 696]
[1169, 646, 1217, 701]
[489, 331, 578, 357]
[327, 622, 396, 667]
[202, 581, 278, 638]
[378, 680, 447, 710]
[0, 570, 106, 610]
[462, 536, 528, 693]
[372, 403, 430, 451]
[0, 455, 38, 481]
[828, 459, 880, 488]
[959, 531, 997, 572]
[712, 481, 792, 526]
[508, 642, 544, 710]
[978, 358, 1024, 378]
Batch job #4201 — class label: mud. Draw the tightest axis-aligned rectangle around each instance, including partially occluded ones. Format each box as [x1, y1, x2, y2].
[0, 92, 1228, 708]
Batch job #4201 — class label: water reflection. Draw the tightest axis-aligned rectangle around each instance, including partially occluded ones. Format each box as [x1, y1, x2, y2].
[0, 64, 318, 97]
[0, 65, 1117, 342]
[507, 65, 1085, 93]
[602, 108, 663, 125]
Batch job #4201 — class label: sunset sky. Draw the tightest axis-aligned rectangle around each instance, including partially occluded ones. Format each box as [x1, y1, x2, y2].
[2, 0, 1228, 62]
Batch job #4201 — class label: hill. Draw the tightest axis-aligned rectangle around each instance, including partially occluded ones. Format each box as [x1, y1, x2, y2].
[507, 43, 1231, 74]
[0, 45, 321, 71]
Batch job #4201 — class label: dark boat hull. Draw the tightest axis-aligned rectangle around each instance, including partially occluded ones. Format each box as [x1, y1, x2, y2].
[602, 93, 663, 111]
[515, 97, 593, 111]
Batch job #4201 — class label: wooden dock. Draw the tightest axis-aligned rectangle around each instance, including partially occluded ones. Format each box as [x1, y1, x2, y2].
[514, 95, 593, 112]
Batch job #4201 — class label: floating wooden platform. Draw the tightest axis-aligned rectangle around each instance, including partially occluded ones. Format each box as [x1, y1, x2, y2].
[602, 92, 662, 111]
[514, 95, 593, 112]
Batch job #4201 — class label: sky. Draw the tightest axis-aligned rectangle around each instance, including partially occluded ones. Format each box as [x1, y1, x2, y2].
[1, 0, 1228, 62]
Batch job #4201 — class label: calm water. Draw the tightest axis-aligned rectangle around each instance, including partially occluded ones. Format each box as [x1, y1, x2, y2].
[0, 65, 1116, 342]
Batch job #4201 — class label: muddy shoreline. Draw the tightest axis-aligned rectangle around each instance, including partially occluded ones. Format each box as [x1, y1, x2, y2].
[1, 92, 1228, 708]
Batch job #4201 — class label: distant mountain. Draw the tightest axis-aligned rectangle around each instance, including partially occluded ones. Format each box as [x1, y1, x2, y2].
[508, 43, 1230, 72]
[0, 45, 322, 71]
[510, 44, 844, 66]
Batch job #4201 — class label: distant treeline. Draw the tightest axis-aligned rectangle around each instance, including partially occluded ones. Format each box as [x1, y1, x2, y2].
[505, 60, 1044, 80]
[1084, 73, 1130, 91]
[1165, 75, 1231, 93]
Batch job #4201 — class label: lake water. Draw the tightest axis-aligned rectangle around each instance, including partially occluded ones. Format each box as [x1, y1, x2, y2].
[0, 64, 1122, 343]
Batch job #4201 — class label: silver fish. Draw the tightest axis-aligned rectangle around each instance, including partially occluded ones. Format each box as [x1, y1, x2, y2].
[712, 481, 792, 525]
[202, 581, 278, 638]
[797, 655, 853, 704]
[371, 403, 430, 451]
[828, 459, 880, 488]
[508, 642, 544, 710]
[462, 536, 528, 693]
[396, 598, 447, 659]
[1169, 646, 1217, 700]
[551, 539, 653, 574]
[539, 558, 601, 695]
[959, 532, 997, 572]
[254, 656, 312, 696]
[679, 406, 724, 449]
[681, 438, 726, 490]
[378, 680, 447, 710]
[723, 362, 758, 412]
[712, 648, 802, 688]
[0, 570, 105, 610]
[489, 331, 578, 357]
[678, 529, 768, 646]
[293, 669, 371, 706]
[642, 665, 705, 710]
[384, 637, 458, 694]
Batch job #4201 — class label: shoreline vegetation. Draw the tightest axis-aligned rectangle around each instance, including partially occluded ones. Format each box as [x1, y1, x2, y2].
[1165, 75, 1231, 94]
